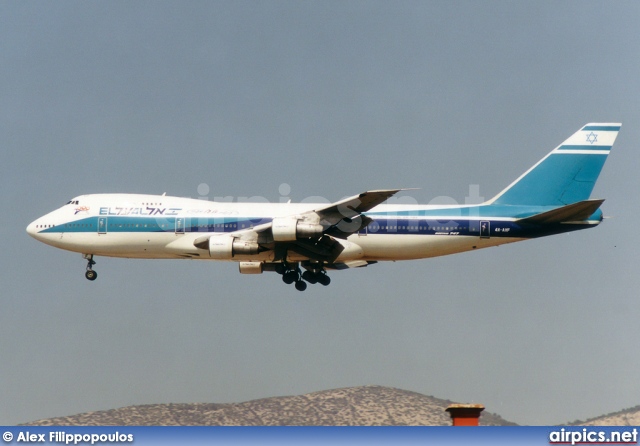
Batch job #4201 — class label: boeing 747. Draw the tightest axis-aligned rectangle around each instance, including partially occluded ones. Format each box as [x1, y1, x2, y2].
[27, 123, 620, 290]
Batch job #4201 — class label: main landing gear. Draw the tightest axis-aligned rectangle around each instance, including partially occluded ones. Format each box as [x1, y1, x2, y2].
[276, 263, 331, 291]
[302, 270, 331, 286]
[83, 254, 97, 281]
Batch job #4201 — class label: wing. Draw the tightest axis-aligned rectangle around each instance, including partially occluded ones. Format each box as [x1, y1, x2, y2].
[311, 189, 405, 238]
[193, 189, 404, 262]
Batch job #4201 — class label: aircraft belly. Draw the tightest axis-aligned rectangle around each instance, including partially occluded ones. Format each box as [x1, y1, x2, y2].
[353, 234, 525, 260]
[43, 232, 180, 259]
[42, 230, 526, 262]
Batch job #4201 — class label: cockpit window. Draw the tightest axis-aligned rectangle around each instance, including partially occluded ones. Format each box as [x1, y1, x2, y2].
[66, 200, 80, 205]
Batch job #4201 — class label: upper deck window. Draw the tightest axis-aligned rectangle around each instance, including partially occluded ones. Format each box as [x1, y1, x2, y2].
[66, 200, 80, 205]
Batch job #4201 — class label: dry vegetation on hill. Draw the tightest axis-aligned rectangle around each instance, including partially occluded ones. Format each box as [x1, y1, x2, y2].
[569, 405, 640, 426]
[23, 385, 515, 426]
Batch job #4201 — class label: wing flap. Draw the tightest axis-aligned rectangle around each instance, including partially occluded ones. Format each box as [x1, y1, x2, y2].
[326, 260, 377, 270]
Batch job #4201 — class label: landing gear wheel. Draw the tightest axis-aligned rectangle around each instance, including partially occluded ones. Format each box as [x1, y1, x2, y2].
[317, 274, 331, 286]
[84, 254, 97, 281]
[282, 270, 298, 284]
[302, 270, 318, 284]
[295, 280, 307, 291]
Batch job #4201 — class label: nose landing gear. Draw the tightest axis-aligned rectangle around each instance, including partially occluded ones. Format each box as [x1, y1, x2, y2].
[83, 254, 97, 281]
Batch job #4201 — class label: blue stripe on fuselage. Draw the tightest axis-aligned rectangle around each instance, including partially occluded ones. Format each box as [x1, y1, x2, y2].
[37, 205, 601, 239]
[365, 204, 558, 219]
[38, 216, 270, 234]
[360, 217, 597, 238]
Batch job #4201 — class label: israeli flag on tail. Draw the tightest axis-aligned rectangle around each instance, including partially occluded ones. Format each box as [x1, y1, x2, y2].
[488, 123, 621, 207]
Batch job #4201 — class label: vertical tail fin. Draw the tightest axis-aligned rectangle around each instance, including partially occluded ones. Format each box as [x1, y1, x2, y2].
[488, 123, 621, 206]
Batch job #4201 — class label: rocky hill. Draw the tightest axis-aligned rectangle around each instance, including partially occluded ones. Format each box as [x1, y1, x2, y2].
[569, 405, 640, 426]
[23, 385, 515, 426]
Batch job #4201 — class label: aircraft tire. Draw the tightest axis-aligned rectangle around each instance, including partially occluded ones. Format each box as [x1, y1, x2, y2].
[282, 270, 296, 284]
[295, 280, 307, 291]
[302, 271, 318, 284]
[85, 270, 97, 281]
[318, 274, 331, 286]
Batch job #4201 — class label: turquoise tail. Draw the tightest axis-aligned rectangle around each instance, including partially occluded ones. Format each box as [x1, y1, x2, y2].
[488, 123, 621, 207]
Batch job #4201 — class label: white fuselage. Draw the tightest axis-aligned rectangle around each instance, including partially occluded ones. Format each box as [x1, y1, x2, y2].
[24, 123, 615, 288]
[26, 193, 525, 263]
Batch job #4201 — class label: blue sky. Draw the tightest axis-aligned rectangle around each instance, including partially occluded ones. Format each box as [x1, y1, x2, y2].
[2, 1, 640, 425]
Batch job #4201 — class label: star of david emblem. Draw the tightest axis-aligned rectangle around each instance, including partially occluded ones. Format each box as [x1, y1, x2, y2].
[586, 132, 598, 144]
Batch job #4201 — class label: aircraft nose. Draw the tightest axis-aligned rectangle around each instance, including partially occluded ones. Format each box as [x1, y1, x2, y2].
[26, 219, 40, 239]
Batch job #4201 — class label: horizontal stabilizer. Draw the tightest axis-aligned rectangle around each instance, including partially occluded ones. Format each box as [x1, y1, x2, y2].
[517, 199, 605, 224]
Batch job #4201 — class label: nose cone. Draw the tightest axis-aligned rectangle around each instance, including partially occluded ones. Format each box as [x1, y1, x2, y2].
[27, 221, 36, 238]
[26, 219, 41, 240]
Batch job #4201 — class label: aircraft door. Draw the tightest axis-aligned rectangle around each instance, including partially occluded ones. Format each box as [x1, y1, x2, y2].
[480, 220, 490, 238]
[98, 217, 107, 234]
[175, 217, 185, 234]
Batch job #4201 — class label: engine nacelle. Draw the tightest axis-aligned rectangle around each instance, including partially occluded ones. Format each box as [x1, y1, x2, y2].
[208, 235, 260, 259]
[232, 239, 261, 255]
[296, 223, 325, 238]
[239, 261, 263, 274]
[272, 217, 324, 241]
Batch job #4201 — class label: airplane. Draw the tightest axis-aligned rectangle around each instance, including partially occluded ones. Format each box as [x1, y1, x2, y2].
[27, 123, 620, 291]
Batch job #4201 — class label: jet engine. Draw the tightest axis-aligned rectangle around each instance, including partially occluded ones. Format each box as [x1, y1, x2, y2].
[271, 217, 324, 241]
[238, 261, 263, 274]
[195, 235, 261, 259]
